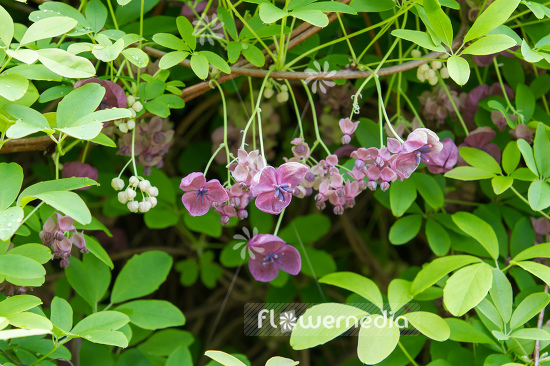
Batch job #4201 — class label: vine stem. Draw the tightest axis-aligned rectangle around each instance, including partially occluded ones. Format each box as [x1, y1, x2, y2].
[493, 57, 519, 118]
[284, 79, 304, 138]
[105, 0, 119, 29]
[510, 185, 550, 220]
[204, 143, 226, 175]
[240, 70, 272, 153]
[534, 284, 549, 366]
[131, 128, 138, 176]
[273, 208, 285, 236]
[398, 341, 419, 366]
[300, 80, 331, 156]
[437, 73, 469, 136]
[214, 81, 231, 182]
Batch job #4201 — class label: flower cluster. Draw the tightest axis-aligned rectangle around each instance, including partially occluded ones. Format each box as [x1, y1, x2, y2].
[418, 86, 467, 124]
[414, 56, 450, 85]
[39, 213, 87, 268]
[118, 117, 174, 175]
[112, 176, 159, 213]
[114, 95, 143, 133]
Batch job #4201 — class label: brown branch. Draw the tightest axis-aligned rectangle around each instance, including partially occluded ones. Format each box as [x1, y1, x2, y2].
[0, 136, 54, 154]
[534, 284, 549, 366]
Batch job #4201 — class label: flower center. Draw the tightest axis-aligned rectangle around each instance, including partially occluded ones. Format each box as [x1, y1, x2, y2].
[273, 183, 293, 202]
[195, 187, 209, 203]
[261, 252, 284, 266]
[414, 144, 433, 165]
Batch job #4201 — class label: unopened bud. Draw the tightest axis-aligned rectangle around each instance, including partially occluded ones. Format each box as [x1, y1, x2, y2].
[148, 186, 159, 197]
[127, 95, 136, 106]
[237, 209, 248, 220]
[264, 88, 274, 99]
[280, 84, 288, 92]
[368, 181, 377, 191]
[333, 205, 345, 215]
[127, 201, 139, 212]
[428, 76, 438, 86]
[125, 187, 137, 200]
[127, 119, 136, 130]
[418, 64, 430, 73]
[129, 108, 137, 118]
[341, 134, 351, 145]
[426, 69, 436, 79]
[111, 177, 125, 191]
[132, 101, 143, 112]
[220, 215, 230, 225]
[440, 67, 450, 79]
[431, 61, 442, 70]
[146, 196, 157, 208]
[138, 201, 151, 213]
[118, 191, 129, 204]
[139, 179, 151, 191]
[411, 49, 422, 58]
[276, 91, 289, 103]
[380, 182, 390, 192]
[129, 176, 139, 187]
[119, 122, 129, 133]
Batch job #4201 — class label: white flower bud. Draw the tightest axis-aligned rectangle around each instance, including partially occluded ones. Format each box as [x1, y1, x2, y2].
[440, 67, 450, 79]
[127, 95, 136, 106]
[280, 84, 288, 92]
[111, 177, 125, 191]
[138, 201, 151, 213]
[127, 201, 139, 213]
[411, 49, 422, 58]
[431, 60, 442, 70]
[417, 70, 426, 82]
[428, 76, 438, 86]
[276, 91, 289, 103]
[129, 176, 139, 187]
[127, 119, 136, 130]
[148, 186, 159, 197]
[126, 187, 137, 200]
[264, 88, 274, 99]
[418, 64, 430, 73]
[132, 101, 143, 112]
[119, 122, 129, 133]
[129, 108, 137, 118]
[426, 69, 436, 79]
[118, 191, 129, 204]
[139, 179, 151, 191]
[146, 196, 157, 208]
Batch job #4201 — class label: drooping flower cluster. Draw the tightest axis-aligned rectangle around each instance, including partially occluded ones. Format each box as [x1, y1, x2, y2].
[418, 86, 467, 124]
[113, 175, 159, 213]
[39, 213, 87, 268]
[118, 116, 174, 175]
[114, 95, 143, 133]
[415, 57, 450, 85]
[246, 234, 301, 282]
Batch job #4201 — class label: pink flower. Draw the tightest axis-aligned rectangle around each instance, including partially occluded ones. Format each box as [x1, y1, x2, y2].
[426, 137, 458, 174]
[247, 234, 301, 282]
[251, 163, 308, 214]
[180, 172, 229, 216]
[393, 128, 443, 179]
[339, 118, 360, 144]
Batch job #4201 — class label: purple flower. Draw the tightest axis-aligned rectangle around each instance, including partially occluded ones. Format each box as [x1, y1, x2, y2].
[510, 124, 535, 143]
[247, 234, 301, 282]
[339, 118, 360, 144]
[458, 127, 501, 165]
[491, 110, 517, 132]
[393, 128, 443, 179]
[462, 83, 515, 126]
[251, 162, 308, 215]
[74, 78, 127, 110]
[180, 172, 229, 216]
[62, 162, 98, 190]
[39, 213, 87, 266]
[426, 137, 458, 174]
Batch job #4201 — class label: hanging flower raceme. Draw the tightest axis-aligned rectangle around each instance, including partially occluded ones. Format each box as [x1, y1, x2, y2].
[180, 172, 229, 216]
[39, 213, 88, 268]
[251, 162, 308, 215]
[247, 234, 301, 282]
[339, 118, 360, 145]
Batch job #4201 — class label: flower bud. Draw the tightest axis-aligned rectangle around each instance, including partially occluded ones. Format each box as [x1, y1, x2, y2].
[380, 181, 390, 192]
[316, 200, 326, 210]
[129, 176, 139, 187]
[127, 119, 136, 130]
[129, 108, 137, 118]
[276, 91, 289, 103]
[139, 179, 151, 191]
[333, 205, 345, 215]
[127, 201, 139, 212]
[431, 61, 442, 70]
[220, 215, 230, 225]
[148, 186, 159, 197]
[237, 209, 248, 220]
[418, 64, 430, 73]
[440, 67, 450, 79]
[146, 196, 157, 208]
[426, 69, 436, 79]
[368, 181, 377, 191]
[125, 187, 137, 200]
[127, 95, 136, 106]
[428, 76, 438, 86]
[341, 134, 351, 145]
[411, 49, 422, 58]
[118, 191, 129, 204]
[132, 101, 143, 112]
[119, 122, 129, 133]
[111, 177, 125, 191]
[138, 201, 152, 213]
[264, 87, 274, 99]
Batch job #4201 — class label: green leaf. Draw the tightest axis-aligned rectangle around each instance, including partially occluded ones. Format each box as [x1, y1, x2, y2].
[37, 49, 96, 79]
[153, 33, 188, 51]
[502, 141, 521, 174]
[391, 29, 446, 52]
[0, 74, 28, 102]
[7, 244, 51, 264]
[0, 207, 24, 241]
[5, 49, 39, 65]
[86, 235, 114, 269]
[92, 39, 125, 62]
[476, 298, 503, 328]
[517, 139, 538, 175]
[57, 83, 103, 128]
[122, 48, 149, 68]
[0, 163, 23, 210]
[511, 167, 537, 181]
[444, 166, 496, 180]
[111, 251, 173, 303]
[137, 329, 194, 356]
[459, 146, 501, 174]
[144, 207, 179, 229]
[516, 84, 536, 124]
[259, 3, 289, 23]
[227, 42, 242, 63]
[402, 312, 450, 341]
[462, 34, 516, 55]
[513, 260, 550, 287]
[528, 180, 550, 211]
[490, 268, 513, 323]
[423, 0, 453, 47]
[511, 328, 550, 340]
[18, 177, 97, 206]
[39, 85, 73, 103]
[389, 179, 417, 217]
[58, 108, 131, 140]
[510, 292, 550, 330]
[492, 176, 513, 195]
[445, 318, 495, 343]
[217, 7, 238, 40]
[389, 215, 422, 245]
[81, 329, 128, 348]
[90, 133, 116, 147]
[167, 346, 193, 366]
[412, 173, 444, 209]
[425, 218, 451, 256]
[190, 53, 209, 80]
[0, 295, 42, 317]
[357, 315, 400, 364]
[20, 16, 78, 45]
[6, 312, 52, 330]
[176, 16, 196, 50]
[388, 279, 412, 313]
[349, 0, 395, 12]
[291, 303, 367, 349]
[200, 51, 231, 74]
[85, 0, 108, 32]
[65, 255, 111, 308]
[443, 263, 493, 316]
[295, 1, 356, 14]
[30, 191, 91, 224]
[411, 255, 481, 295]
[116, 300, 185, 330]
[241, 43, 265, 67]
[521, 39, 544, 63]
[291, 9, 328, 27]
[159, 51, 189, 70]
[265, 357, 299, 366]
[0, 254, 45, 280]
[0, 328, 50, 340]
[464, 0, 520, 43]
[50, 297, 73, 333]
[534, 123, 550, 177]
[452, 212, 499, 259]
[319, 272, 383, 310]
[447, 55, 470, 85]
[0, 5, 14, 47]
[5, 104, 51, 139]
[204, 351, 247, 366]
[514, 243, 550, 262]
